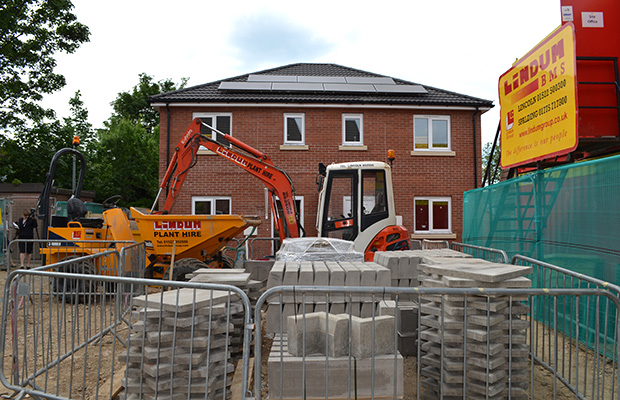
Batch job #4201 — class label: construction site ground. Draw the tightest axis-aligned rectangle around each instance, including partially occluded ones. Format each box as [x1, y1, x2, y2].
[0, 268, 613, 399]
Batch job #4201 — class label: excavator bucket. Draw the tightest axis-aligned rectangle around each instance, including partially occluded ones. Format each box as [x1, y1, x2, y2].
[130, 207, 261, 261]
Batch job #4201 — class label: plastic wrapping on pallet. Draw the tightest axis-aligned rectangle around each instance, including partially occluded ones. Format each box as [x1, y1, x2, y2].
[275, 237, 364, 262]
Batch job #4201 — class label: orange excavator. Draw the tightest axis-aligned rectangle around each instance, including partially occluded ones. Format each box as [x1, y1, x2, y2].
[155, 118, 409, 261]
[153, 117, 303, 242]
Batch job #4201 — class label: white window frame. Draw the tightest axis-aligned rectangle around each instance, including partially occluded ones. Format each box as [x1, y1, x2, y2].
[193, 112, 233, 148]
[413, 115, 451, 151]
[413, 196, 452, 234]
[192, 196, 232, 215]
[283, 113, 305, 145]
[342, 114, 364, 146]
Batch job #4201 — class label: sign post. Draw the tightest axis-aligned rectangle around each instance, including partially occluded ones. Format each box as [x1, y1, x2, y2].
[499, 23, 578, 169]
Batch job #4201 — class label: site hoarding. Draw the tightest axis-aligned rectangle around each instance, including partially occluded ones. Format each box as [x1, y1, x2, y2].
[499, 23, 578, 168]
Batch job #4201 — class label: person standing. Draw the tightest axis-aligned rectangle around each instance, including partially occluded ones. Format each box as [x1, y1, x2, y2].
[15, 211, 38, 268]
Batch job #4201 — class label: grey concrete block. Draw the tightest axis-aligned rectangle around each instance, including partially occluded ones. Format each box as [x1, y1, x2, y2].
[312, 261, 329, 302]
[396, 254, 412, 279]
[397, 304, 419, 334]
[297, 261, 314, 288]
[356, 262, 375, 301]
[345, 302, 361, 317]
[266, 260, 285, 288]
[375, 265, 391, 287]
[282, 261, 299, 285]
[340, 262, 361, 301]
[287, 312, 350, 358]
[350, 315, 396, 358]
[266, 303, 297, 334]
[360, 302, 375, 318]
[269, 341, 403, 400]
[282, 261, 299, 302]
[378, 300, 396, 317]
[329, 302, 345, 314]
[397, 331, 418, 357]
[245, 259, 275, 282]
[326, 261, 345, 301]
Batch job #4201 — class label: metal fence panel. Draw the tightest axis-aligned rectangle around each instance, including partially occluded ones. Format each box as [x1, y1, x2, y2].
[255, 286, 620, 400]
[451, 242, 510, 263]
[513, 254, 620, 361]
[0, 251, 254, 400]
[4, 239, 138, 273]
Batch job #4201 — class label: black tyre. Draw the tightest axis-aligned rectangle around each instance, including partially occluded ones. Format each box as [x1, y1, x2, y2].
[53, 257, 97, 303]
[164, 258, 208, 281]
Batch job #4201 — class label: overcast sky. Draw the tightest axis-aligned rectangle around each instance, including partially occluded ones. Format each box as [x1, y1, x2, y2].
[43, 0, 561, 145]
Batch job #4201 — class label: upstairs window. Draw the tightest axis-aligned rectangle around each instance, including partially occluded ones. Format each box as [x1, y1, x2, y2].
[414, 115, 450, 151]
[284, 114, 305, 145]
[342, 114, 363, 146]
[194, 113, 232, 147]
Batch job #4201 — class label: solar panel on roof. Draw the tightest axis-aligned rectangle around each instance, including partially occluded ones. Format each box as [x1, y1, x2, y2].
[374, 84, 428, 94]
[272, 82, 324, 91]
[346, 77, 395, 85]
[218, 81, 272, 90]
[297, 76, 346, 83]
[323, 83, 377, 92]
[218, 78, 429, 96]
[248, 75, 297, 82]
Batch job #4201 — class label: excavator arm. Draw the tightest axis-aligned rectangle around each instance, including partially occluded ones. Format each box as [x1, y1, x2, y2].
[154, 118, 302, 242]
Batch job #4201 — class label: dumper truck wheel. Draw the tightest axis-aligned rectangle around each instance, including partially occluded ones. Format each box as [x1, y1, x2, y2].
[164, 258, 208, 281]
[52, 256, 97, 303]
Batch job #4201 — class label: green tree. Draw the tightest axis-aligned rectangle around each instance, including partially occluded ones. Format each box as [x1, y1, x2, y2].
[0, 0, 90, 130]
[0, 91, 93, 186]
[482, 141, 501, 186]
[90, 119, 158, 207]
[108, 73, 188, 135]
[90, 74, 187, 206]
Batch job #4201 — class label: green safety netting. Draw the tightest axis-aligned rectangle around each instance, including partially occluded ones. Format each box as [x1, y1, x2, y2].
[464, 154, 620, 354]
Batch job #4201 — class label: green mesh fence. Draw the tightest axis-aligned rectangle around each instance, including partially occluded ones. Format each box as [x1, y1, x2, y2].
[464, 155, 620, 353]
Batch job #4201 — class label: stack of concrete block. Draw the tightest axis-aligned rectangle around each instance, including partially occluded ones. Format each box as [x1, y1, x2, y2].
[417, 258, 533, 399]
[189, 268, 264, 308]
[189, 269, 264, 361]
[373, 249, 473, 296]
[378, 300, 419, 356]
[265, 260, 391, 333]
[268, 312, 402, 399]
[120, 289, 238, 400]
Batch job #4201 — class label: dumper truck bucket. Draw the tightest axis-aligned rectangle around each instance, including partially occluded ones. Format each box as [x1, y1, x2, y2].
[130, 207, 261, 260]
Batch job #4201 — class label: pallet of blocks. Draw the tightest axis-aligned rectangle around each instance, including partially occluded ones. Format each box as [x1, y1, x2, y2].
[188, 268, 265, 360]
[265, 260, 391, 333]
[119, 288, 241, 400]
[417, 257, 533, 400]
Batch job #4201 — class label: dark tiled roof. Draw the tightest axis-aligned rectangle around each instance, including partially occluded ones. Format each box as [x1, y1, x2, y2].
[149, 63, 493, 108]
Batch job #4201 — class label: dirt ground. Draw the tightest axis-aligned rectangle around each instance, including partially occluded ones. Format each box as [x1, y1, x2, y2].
[0, 268, 617, 399]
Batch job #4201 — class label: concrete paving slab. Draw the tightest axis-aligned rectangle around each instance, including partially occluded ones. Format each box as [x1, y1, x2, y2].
[442, 275, 531, 288]
[420, 262, 532, 283]
[132, 289, 232, 314]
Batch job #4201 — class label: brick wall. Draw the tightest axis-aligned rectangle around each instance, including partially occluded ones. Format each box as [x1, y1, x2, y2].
[156, 106, 483, 242]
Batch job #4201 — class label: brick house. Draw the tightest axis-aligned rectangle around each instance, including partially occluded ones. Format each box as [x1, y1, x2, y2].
[149, 63, 493, 243]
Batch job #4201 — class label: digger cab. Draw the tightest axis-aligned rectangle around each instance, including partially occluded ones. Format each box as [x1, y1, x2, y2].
[317, 161, 410, 261]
